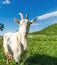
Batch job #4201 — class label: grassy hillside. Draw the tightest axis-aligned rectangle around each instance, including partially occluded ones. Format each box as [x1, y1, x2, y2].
[0, 24, 57, 65]
[31, 24, 57, 35]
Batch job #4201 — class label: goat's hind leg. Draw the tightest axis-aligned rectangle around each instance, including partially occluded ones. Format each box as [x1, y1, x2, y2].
[6, 58, 9, 65]
[6, 53, 9, 65]
[6, 53, 13, 65]
[3, 48, 10, 64]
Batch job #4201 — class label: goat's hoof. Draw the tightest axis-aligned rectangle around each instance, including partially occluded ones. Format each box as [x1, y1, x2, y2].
[16, 62, 18, 65]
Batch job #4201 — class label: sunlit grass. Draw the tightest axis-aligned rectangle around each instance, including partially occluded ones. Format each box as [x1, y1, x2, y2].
[0, 34, 57, 65]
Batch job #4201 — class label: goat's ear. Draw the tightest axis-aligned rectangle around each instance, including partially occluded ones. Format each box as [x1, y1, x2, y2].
[29, 18, 36, 24]
[14, 17, 20, 24]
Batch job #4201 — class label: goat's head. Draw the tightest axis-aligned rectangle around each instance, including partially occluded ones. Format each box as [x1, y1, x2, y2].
[14, 13, 36, 36]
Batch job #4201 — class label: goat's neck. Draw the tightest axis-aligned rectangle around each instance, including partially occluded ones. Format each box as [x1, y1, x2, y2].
[19, 31, 28, 51]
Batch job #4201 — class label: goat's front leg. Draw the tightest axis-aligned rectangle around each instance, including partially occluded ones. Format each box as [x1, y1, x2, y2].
[14, 52, 21, 65]
[6, 55, 9, 65]
[20, 51, 27, 65]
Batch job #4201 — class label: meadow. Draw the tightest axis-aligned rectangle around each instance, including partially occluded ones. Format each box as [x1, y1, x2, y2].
[0, 34, 57, 65]
[0, 24, 57, 65]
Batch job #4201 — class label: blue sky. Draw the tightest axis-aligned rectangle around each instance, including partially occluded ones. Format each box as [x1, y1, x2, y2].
[0, 0, 57, 35]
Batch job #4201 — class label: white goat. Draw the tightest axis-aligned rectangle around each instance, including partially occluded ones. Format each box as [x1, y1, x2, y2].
[3, 13, 36, 65]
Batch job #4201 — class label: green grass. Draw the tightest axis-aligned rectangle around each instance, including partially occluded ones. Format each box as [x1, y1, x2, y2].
[27, 34, 57, 65]
[0, 24, 57, 65]
[0, 34, 57, 65]
[31, 24, 57, 35]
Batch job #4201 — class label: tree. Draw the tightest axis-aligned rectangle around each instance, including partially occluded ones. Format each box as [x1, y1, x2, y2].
[0, 23, 4, 31]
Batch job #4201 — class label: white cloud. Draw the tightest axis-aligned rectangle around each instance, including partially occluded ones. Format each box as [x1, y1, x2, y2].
[2, 0, 11, 4]
[31, 23, 40, 26]
[37, 11, 57, 20]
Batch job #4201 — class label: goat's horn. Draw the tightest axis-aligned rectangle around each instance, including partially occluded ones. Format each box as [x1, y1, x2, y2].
[26, 14, 29, 19]
[18, 13, 24, 19]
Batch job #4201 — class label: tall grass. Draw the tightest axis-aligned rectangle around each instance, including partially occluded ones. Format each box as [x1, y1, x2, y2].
[0, 34, 57, 65]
